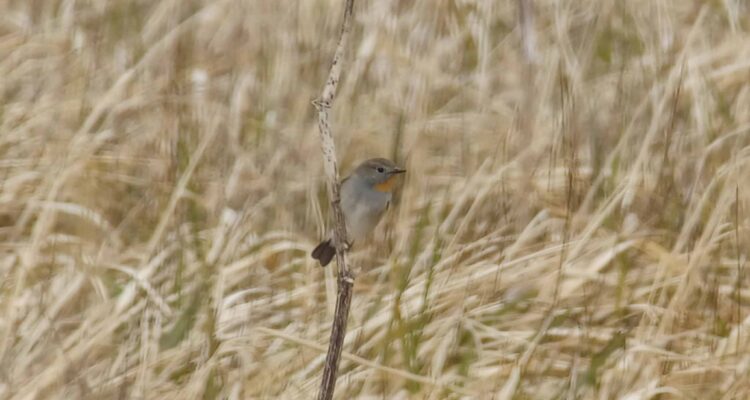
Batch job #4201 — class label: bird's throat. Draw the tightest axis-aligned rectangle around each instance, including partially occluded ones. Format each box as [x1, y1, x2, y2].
[374, 176, 396, 192]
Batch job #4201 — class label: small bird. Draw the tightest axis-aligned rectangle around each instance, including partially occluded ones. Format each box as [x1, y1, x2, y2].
[311, 158, 406, 267]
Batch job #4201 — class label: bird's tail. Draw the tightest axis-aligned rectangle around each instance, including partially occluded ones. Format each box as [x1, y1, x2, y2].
[311, 239, 336, 267]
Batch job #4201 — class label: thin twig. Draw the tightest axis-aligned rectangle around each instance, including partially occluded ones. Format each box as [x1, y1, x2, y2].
[312, 0, 357, 399]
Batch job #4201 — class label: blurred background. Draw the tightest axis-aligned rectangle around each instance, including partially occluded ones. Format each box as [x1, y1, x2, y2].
[1, 0, 749, 398]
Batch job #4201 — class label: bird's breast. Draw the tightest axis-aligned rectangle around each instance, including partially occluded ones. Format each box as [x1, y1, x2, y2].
[340, 180, 391, 242]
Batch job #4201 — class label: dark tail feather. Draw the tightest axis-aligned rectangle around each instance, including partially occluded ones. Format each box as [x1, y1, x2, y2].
[311, 239, 336, 267]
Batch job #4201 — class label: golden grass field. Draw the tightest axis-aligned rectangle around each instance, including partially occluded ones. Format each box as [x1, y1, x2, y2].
[1, 0, 750, 398]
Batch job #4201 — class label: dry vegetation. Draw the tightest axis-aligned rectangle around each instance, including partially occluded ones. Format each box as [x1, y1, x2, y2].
[1, 0, 750, 399]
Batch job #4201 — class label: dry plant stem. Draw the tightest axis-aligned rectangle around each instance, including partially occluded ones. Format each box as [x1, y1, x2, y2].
[517, 0, 537, 163]
[518, 0, 537, 64]
[313, 0, 357, 399]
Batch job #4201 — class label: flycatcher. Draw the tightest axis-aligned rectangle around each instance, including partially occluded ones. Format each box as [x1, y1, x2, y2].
[311, 158, 406, 267]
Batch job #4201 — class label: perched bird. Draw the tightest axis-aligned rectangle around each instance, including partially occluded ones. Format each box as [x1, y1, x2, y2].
[312, 158, 406, 267]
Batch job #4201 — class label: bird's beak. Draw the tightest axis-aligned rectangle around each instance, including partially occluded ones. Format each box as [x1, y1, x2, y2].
[391, 168, 406, 175]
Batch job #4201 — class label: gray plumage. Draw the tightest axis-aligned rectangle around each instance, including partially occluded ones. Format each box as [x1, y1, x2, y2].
[312, 158, 405, 267]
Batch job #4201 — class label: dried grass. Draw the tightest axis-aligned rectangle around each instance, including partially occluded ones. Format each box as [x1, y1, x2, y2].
[1, 0, 749, 399]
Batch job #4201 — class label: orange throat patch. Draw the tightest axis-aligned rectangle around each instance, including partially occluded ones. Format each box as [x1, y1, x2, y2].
[374, 176, 397, 192]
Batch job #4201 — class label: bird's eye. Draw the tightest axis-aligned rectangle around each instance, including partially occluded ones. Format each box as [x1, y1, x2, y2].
[377, 167, 385, 173]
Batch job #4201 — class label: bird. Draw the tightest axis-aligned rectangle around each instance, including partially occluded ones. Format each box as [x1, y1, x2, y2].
[311, 158, 406, 267]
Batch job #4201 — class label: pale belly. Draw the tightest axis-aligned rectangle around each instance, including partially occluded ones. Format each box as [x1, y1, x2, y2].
[340, 183, 390, 243]
[345, 201, 383, 242]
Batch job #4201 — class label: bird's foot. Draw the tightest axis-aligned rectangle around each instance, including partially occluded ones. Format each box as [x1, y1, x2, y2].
[342, 239, 354, 252]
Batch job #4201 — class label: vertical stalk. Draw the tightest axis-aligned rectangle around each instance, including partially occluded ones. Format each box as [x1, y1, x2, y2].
[312, 0, 357, 399]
